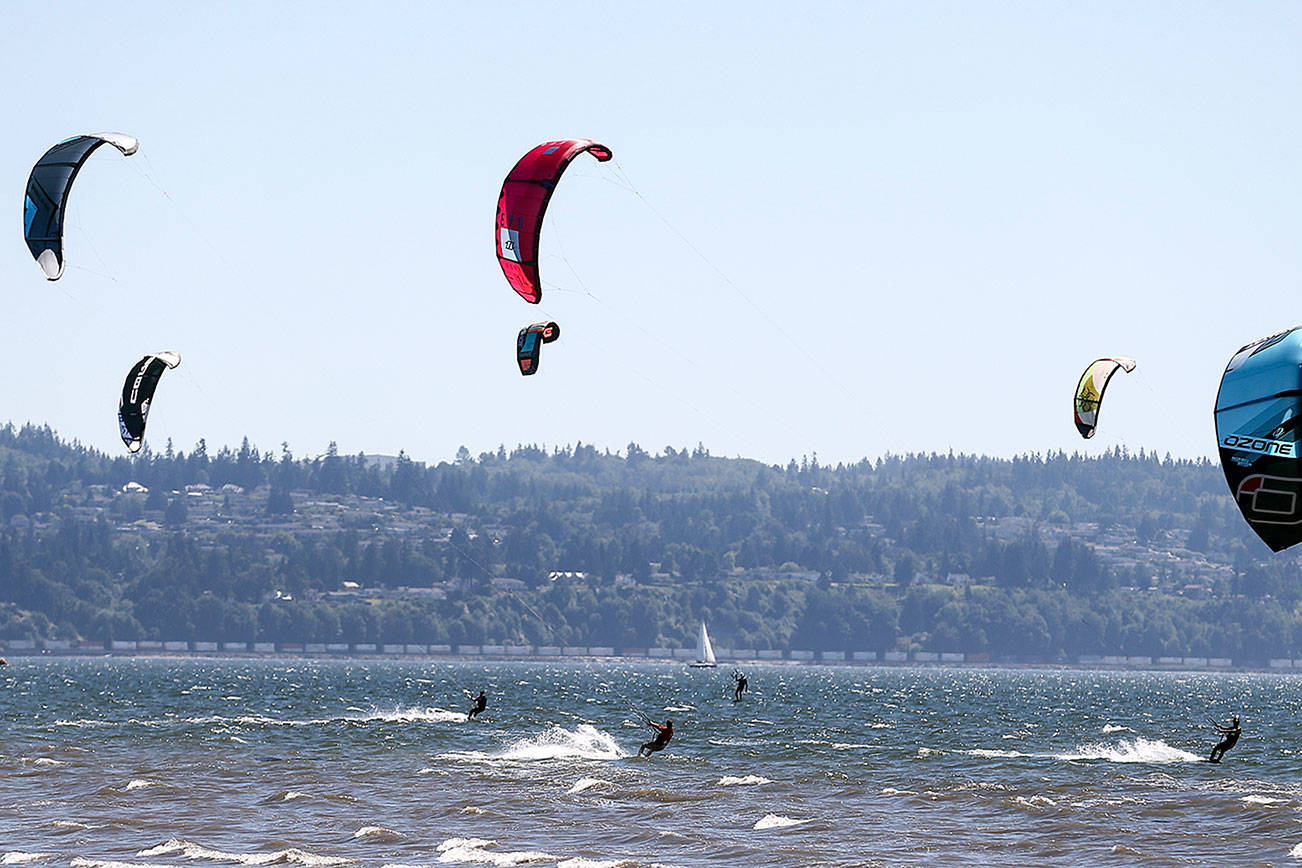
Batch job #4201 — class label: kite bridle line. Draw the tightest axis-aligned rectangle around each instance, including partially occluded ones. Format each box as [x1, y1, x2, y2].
[606, 158, 870, 415]
[45, 155, 206, 456]
[125, 153, 393, 448]
[1130, 365, 1187, 457]
[627, 700, 653, 726]
[543, 211, 788, 454]
[532, 301, 748, 441]
[438, 531, 555, 637]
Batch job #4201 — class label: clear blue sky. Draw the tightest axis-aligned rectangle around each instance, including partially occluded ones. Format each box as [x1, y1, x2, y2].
[1, 2, 1298, 466]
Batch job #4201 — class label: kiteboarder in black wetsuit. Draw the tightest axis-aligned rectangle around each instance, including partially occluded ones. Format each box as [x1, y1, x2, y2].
[638, 719, 673, 757]
[732, 669, 748, 702]
[1209, 715, 1240, 763]
[467, 690, 487, 720]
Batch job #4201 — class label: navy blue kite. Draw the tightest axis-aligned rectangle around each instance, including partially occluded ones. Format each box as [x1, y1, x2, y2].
[24, 133, 138, 280]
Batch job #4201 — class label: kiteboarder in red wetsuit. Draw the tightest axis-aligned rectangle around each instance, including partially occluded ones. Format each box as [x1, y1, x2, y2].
[638, 719, 673, 757]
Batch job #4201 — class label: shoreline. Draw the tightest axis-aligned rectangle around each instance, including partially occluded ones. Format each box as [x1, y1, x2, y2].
[0, 643, 1288, 674]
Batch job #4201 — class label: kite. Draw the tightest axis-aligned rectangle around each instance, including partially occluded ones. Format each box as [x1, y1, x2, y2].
[24, 133, 139, 280]
[495, 139, 612, 304]
[1073, 358, 1136, 439]
[119, 352, 180, 453]
[517, 322, 559, 376]
[1215, 328, 1302, 551]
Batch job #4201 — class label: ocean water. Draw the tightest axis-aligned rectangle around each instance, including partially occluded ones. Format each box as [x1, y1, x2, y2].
[1, 658, 1298, 867]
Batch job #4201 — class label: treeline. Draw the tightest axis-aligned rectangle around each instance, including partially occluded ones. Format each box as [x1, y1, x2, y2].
[0, 422, 1299, 659]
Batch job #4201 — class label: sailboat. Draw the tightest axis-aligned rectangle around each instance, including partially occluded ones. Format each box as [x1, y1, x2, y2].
[689, 620, 718, 668]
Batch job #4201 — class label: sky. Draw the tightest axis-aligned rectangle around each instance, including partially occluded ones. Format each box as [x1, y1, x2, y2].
[0, 2, 1299, 467]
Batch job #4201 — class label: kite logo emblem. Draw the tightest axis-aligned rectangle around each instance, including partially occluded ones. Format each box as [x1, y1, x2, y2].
[499, 228, 522, 263]
[1221, 435, 1295, 458]
[1236, 474, 1302, 523]
[128, 364, 150, 404]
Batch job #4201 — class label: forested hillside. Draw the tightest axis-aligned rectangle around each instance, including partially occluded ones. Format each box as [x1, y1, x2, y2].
[0, 422, 1298, 660]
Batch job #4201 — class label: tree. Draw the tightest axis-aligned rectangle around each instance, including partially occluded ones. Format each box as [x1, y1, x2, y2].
[265, 486, 294, 516]
[893, 552, 919, 587]
[164, 497, 188, 527]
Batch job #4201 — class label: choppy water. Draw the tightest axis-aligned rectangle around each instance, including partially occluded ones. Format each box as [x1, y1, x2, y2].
[1, 659, 1298, 866]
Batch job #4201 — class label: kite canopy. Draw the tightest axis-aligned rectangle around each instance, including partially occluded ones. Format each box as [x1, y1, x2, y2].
[517, 321, 560, 376]
[1073, 357, 1136, 439]
[495, 139, 612, 304]
[24, 133, 139, 280]
[1215, 328, 1302, 552]
[118, 351, 180, 453]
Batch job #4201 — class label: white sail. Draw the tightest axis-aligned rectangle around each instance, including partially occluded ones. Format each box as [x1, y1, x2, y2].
[694, 621, 717, 666]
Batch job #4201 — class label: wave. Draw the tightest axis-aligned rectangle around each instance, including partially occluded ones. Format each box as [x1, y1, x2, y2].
[443, 725, 625, 763]
[706, 737, 767, 747]
[613, 787, 713, 805]
[1013, 794, 1056, 808]
[1242, 795, 1287, 806]
[1053, 738, 1203, 764]
[2, 854, 53, 865]
[268, 791, 310, 803]
[753, 814, 807, 830]
[125, 779, 153, 791]
[1102, 724, 1132, 734]
[960, 738, 1203, 764]
[352, 826, 402, 842]
[567, 777, 615, 795]
[797, 737, 875, 749]
[556, 859, 635, 868]
[718, 775, 771, 786]
[188, 714, 307, 727]
[137, 839, 350, 865]
[435, 837, 556, 865]
[187, 706, 464, 727]
[345, 706, 464, 724]
[54, 719, 113, 727]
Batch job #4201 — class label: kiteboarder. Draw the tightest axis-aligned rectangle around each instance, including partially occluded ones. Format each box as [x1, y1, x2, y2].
[638, 718, 673, 758]
[467, 690, 487, 720]
[732, 669, 748, 702]
[1208, 714, 1241, 763]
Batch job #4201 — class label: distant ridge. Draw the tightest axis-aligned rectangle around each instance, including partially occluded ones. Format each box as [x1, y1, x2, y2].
[0, 421, 1295, 661]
